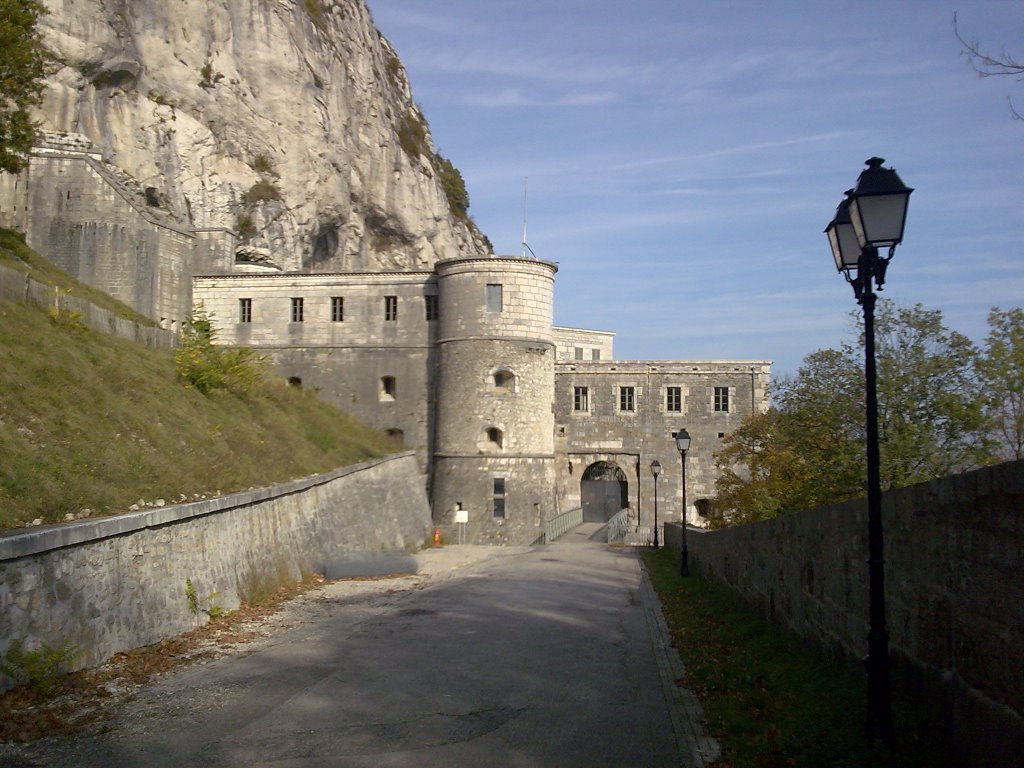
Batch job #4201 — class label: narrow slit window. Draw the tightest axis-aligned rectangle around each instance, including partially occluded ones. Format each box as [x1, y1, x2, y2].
[425, 294, 439, 321]
[331, 296, 344, 322]
[385, 295, 398, 321]
[239, 298, 252, 324]
[290, 297, 304, 323]
[380, 376, 396, 401]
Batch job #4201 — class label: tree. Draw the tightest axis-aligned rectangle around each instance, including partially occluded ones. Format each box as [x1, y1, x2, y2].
[954, 11, 1024, 120]
[977, 307, 1024, 460]
[711, 301, 994, 526]
[0, 0, 49, 173]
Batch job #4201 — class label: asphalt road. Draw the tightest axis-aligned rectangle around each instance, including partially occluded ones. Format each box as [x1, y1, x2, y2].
[4, 525, 718, 767]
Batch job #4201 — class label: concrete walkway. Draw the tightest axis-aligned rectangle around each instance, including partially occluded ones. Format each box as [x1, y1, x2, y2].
[6, 528, 719, 767]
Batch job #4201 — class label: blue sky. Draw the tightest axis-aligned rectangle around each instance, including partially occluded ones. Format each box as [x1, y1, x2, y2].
[366, 0, 1023, 378]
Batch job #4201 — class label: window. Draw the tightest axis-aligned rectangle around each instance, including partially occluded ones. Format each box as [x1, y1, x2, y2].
[331, 296, 344, 322]
[493, 370, 514, 392]
[666, 386, 682, 412]
[290, 297, 304, 323]
[486, 427, 503, 450]
[714, 386, 730, 412]
[574, 347, 584, 360]
[239, 298, 252, 323]
[425, 294, 439, 321]
[591, 349, 601, 361]
[492, 477, 506, 518]
[486, 283, 503, 312]
[380, 376, 396, 401]
[573, 386, 589, 412]
[619, 386, 635, 412]
[384, 295, 398, 321]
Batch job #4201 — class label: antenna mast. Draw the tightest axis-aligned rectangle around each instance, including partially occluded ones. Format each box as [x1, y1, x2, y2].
[521, 177, 528, 258]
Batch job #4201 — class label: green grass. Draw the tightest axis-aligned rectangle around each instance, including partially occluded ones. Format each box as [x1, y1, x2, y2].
[642, 549, 947, 768]
[0, 228, 153, 325]
[0, 231, 403, 529]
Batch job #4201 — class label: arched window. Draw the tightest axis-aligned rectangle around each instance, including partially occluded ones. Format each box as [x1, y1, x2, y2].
[485, 427, 503, 451]
[380, 376, 396, 401]
[492, 369, 515, 393]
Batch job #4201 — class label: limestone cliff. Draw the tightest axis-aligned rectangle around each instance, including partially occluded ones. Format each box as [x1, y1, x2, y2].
[35, 0, 489, 271]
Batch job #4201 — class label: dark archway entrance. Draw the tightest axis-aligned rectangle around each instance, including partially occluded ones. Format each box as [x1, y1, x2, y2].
[581, 462, 628, 523]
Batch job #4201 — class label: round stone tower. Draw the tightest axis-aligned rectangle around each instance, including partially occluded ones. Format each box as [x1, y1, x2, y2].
[432, 255, 558, 545]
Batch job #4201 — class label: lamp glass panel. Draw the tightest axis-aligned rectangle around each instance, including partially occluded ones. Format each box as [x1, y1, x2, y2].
[850, 194, 909, 248]
[827, 221, 861, 271]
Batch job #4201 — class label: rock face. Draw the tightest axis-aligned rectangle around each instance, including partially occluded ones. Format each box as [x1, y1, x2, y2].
[35, 0, 488, 271]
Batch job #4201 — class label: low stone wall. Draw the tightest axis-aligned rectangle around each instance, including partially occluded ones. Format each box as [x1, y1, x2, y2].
[0, 262, 176, 350]
[0, 453, 431, 679]
[664, 460, 1024, 767]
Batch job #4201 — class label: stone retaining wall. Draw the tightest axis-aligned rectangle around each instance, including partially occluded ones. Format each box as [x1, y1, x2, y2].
[664, 459, 1023, 767]
[0, 453, 431, 680]
[0, 262, 176, 350]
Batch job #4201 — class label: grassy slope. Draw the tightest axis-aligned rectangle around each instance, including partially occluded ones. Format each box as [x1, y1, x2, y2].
[0, 229, 401, 529]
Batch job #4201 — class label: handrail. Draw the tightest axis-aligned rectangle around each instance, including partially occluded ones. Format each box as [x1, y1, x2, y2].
[606, 508, 632, 544]
[533, 506, 583, 545]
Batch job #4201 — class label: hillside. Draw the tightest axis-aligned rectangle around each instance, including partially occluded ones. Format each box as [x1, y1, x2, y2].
[0, 229, 402, 531]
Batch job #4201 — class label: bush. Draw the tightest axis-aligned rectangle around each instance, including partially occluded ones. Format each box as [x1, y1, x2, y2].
[434, 154, 469, 218]
[0, 640, 78, 693]
[175, 308, 267, 396]
[242, 180, 281, 206]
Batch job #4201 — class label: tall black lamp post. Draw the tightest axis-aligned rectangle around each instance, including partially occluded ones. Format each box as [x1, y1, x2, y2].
[650, 460, 662, 548]
[825, 157, 912, 742]
[674, 428, 691, 577]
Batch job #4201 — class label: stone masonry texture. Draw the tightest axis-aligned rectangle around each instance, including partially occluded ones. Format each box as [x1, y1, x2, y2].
[0, 453, 432, 682]
[665, 459, 1024, 768]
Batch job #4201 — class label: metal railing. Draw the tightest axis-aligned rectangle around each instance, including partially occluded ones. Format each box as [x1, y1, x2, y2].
[533, 506, 583, 545]
[606, 508, 632, 544]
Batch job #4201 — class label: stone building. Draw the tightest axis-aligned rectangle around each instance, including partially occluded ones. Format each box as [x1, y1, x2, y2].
[3, 134, 771, 545]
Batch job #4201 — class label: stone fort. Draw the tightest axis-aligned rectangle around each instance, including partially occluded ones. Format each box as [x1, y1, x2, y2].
[1, 134, 771, 545]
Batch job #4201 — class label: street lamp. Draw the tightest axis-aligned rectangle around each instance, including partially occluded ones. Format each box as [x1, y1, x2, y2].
[825, 156, 912, 743]
[674, 429, 691, 577]
[650, 460, 662, 548]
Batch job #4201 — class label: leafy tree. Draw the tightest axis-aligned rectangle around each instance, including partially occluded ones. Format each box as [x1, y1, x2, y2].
[711, 301, 994, 526]
[977, 307, 1024, 460]
[0, 0, 49, 173]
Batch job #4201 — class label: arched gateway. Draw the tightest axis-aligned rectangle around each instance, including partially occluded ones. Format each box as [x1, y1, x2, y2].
[581, 461, 629, 523]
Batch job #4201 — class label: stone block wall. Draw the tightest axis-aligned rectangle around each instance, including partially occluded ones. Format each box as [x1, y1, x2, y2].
[0, 263, 176, 350]
[0, 453, 431, 679]
[666, 460, 1024, 767]
[554, 361, 771, 526]
[553, 325, 615, 362]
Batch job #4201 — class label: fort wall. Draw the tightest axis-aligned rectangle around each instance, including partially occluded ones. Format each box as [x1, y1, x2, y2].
[0, 453, 431, 679]
[664, 460, 1024, 768]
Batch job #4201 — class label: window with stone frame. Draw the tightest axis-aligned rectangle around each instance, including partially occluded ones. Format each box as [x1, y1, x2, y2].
[380, 376, 396, 401]
[290, 297, 304, 323]
[331, 296, 344, 322]
[493, 370, 515, 393]
[714, 386, 730, 412]
[384, 295, 398, 321]
[239, 298, 252, 323]
[486, 284, 503, 312]
[425, 294, 439, 321]
[574, 347, 584, 360]
[591, 349, 601, 361]
[573, 386, 589, 412]
[492, 477, 506, 518]
[619, 386, 635, 412]
[666, 386, 682, 412]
